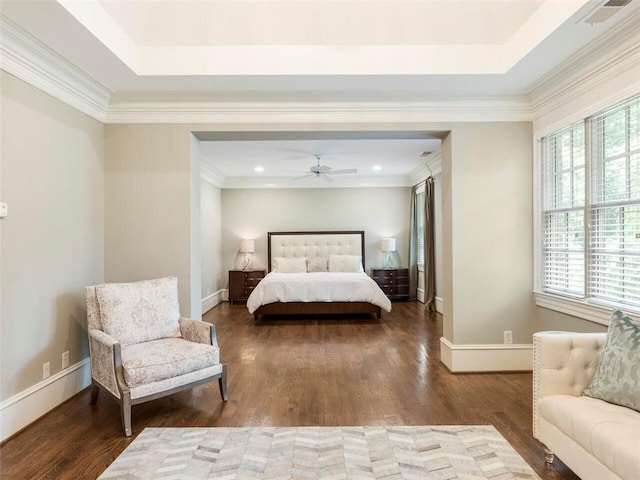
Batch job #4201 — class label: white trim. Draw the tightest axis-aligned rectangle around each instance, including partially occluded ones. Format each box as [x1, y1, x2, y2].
[439, 337, 533, 372]
[529, 9, 640, 135]
[410, 150, 442, 185]
[416, 289, 444, 315]
[104, 97, 531, 124]
[200, 162, 226, 188]
[0, 16, 111, 122]
[202, 289, 224, 314]
[435, 296, 444, 314]
[534, 291, 639, 325]
[0, 358, 91, 442]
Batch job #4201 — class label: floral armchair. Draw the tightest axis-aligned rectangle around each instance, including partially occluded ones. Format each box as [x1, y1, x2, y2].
[85, 276, 227, 436]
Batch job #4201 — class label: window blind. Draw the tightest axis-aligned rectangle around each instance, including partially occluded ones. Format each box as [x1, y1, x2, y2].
[588, 94, 640, 308]
[541, 122, 586, 296]
[540, 93, 640, 312]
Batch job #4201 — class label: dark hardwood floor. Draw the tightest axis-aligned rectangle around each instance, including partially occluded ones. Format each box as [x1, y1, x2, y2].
[0, 301, 579, 479]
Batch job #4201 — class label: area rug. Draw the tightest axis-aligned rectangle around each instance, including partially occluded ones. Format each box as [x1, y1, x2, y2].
[98, 425, 540, 479]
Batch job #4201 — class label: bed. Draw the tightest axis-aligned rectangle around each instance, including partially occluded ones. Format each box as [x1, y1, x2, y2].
[247, 231, 392, 320]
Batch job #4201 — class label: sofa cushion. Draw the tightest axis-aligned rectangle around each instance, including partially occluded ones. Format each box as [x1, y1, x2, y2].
[96, 277, 181, 346]
[539, 395, 640, 480]
[121, 337, 220, 388]
[583, 310, 640, 412]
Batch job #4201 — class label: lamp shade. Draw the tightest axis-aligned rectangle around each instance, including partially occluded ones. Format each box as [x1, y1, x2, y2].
[239, 239, 255, 253]
[380, 238, 396, 252]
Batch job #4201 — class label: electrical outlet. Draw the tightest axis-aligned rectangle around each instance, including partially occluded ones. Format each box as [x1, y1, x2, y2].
[43, 362, 50, 379]
[62, 351, 69, 369]
[503, 331, 513, 344]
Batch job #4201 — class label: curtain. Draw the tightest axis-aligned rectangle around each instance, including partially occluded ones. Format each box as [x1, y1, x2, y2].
[408, 184, 419, 299]
[423, 176, 436, 312]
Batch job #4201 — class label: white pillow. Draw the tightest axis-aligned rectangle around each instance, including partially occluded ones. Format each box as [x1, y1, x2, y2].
[307, 256, 328, 273]
[328, 255, 363, 273]
[96, 276, 181, 346]
[272, 257, 307, 273]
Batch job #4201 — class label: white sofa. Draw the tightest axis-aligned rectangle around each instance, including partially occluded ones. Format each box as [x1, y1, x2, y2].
[533, 331, 640, 480]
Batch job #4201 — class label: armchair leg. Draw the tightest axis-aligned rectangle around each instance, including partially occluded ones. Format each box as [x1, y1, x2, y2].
[90, 384, 100, 404]
[543, 447, 555, 464]
[121, 393, 132, 437]
[219, 364, 228, 402]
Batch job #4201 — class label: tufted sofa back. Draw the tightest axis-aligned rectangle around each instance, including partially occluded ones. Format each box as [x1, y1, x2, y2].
[532, 331, 606, 438]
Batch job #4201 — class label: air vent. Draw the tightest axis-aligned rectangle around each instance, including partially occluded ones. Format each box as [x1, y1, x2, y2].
[603, 0, 631, 6]
[581, 0, 632, 24]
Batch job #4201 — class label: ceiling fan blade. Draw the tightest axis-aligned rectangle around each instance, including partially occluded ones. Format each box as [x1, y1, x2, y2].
[289, 173, 314, 181]
[321, 174, 334, 183]
[326, 168, 357, 175]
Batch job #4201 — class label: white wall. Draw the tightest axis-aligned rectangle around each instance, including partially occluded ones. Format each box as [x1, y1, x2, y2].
[220, 187, 411, 279]
[201, 178, 222, 301]
[0, 71, 104, 406]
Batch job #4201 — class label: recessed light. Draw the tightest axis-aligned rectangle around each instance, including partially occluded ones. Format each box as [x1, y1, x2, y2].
[372, 165, 382, 171]
[254, 166, 264, 172]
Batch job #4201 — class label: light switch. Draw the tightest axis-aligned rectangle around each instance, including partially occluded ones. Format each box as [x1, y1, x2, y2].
[0, 202, 7, 218]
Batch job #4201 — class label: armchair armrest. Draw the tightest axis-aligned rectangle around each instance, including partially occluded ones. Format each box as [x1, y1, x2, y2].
[88, 328, 122, 399]
[532, 331, 606, 439]
[179, 318, 217, 346]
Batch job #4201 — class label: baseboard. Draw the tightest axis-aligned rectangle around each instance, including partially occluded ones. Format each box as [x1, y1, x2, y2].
[0, 358, 91, 442]
[417, 289, 444, 314]
[439, 337, 532, 372]
[201, 289, 224, 313]
[435, 296, 444, 314]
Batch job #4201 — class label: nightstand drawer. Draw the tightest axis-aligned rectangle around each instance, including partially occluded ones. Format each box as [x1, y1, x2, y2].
[229, 270, 266, 304]
[371, 268, 410, 301]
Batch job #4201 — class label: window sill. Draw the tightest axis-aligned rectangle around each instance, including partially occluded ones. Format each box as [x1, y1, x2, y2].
[534, 291, 639, 325]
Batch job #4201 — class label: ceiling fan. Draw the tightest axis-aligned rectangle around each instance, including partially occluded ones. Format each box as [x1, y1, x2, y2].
[292, 154, 357, 181]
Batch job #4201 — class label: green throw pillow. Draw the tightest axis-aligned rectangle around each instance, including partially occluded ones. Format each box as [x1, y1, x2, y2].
[583, 310, 640, 412]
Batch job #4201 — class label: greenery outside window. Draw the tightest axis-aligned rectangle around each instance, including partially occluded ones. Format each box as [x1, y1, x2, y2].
[539, 93, 640, 317]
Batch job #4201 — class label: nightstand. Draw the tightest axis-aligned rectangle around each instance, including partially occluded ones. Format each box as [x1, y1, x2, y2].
[371, 268, 410, 301]
[228, 270, 266, 304]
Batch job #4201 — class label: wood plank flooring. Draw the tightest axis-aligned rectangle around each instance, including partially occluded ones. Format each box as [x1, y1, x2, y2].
[0, 301, 579, 479]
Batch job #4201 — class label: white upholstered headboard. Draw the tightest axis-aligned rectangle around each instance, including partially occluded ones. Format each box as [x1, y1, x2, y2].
[267, 231, 365, 272]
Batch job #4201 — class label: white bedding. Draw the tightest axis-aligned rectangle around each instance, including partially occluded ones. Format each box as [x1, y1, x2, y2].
[246, 272, 392, 314]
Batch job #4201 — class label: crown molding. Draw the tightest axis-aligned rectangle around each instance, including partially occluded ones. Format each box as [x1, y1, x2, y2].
[200, 161, 226, 187]
[104, 96, 531, 124]
[220, 174, 411, 189]
[0, 15, 112, 122]
[410, 150, 442, 185]
[528, 8, 640, 124]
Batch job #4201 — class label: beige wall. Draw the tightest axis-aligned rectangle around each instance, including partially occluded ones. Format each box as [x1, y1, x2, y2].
[442, 123, 536, 345]
[0, 72, 104, 399]
[104, 124, 200, 318]
[536, 308, 607, 333]
[201, 179, 222, 298]
[220, 187, 411, 277]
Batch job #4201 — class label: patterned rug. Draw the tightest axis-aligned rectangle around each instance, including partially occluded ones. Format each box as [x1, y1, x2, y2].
[99, 425, 540, 479]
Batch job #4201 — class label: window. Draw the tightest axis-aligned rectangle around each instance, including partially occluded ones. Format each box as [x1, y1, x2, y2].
[416, 185, 425, 268]
[539, 94, 640, 314]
